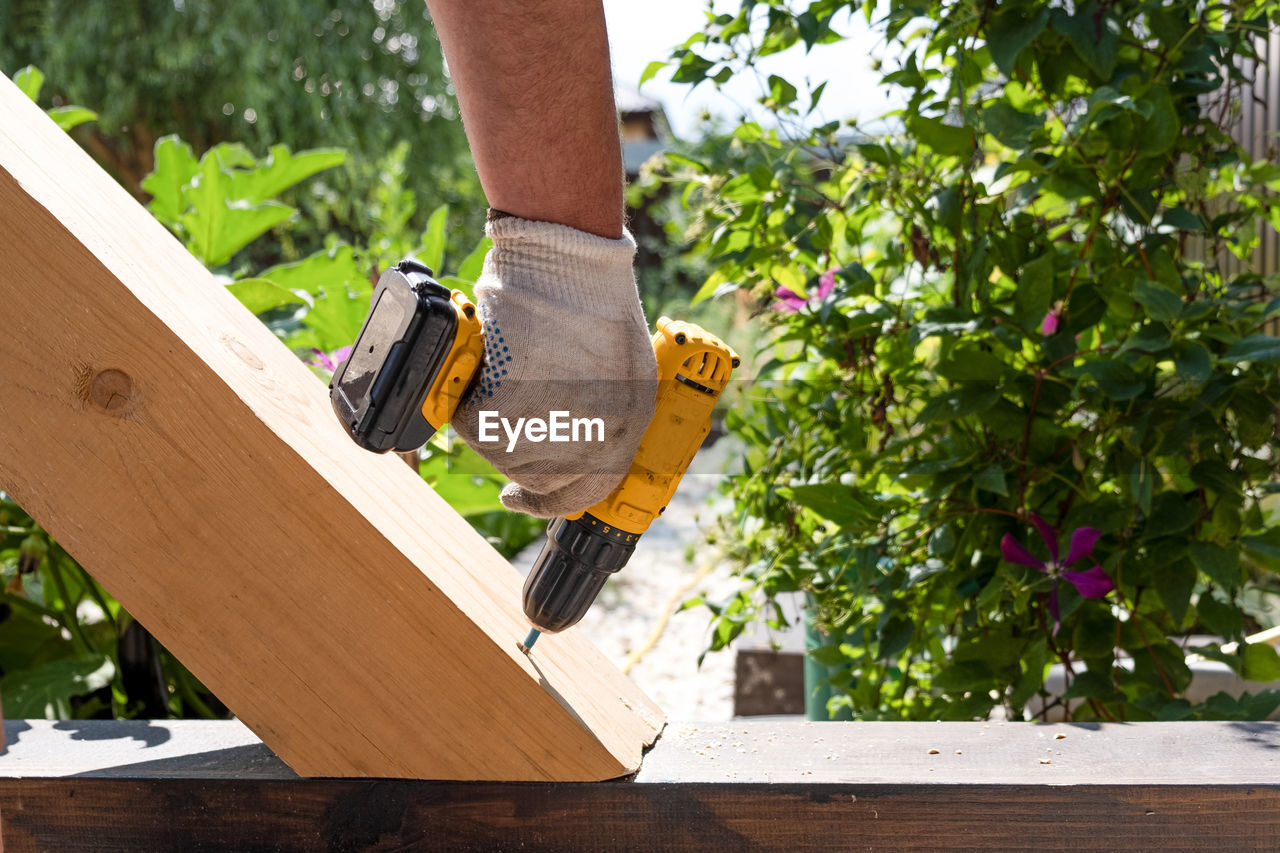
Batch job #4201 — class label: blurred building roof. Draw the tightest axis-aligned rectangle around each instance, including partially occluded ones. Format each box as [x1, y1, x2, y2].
[616, 85, 671, 176]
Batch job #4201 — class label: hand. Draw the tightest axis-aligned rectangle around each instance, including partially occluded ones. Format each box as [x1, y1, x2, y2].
[452, 215, 657, 518]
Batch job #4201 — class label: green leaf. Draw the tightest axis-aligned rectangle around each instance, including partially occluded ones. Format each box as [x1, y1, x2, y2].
[973, 464, 1009, 496]
[936, 344, 1006, 381]
[983, 101, 1042, 149]
[226, 278, 306, 315]
[764, 74, 798, 109]
[691, 268, 736, 305]
[1015, 253, 1054, 329]
[1172, 340, 1211, 384]
[1136, 85, 1179, 155]
[1153, 698, 1194, 721]
[1190, 542, 1243, 589]
[227, 145, 345, 203]
[808, 643, 847, 668]
[1222, 334, 1280, 363]
[808, 82, 827, 116]
[47, 105, 97, 132]
[1053, 4, 1120, 79]
[1162, 207, 1204, 232]
[928, 524, 956, 556]
[878, 614, 914, 659]
[1190, 460, 1242, 505]
[639, 60, 667, 86]
[934, 660, 995, 694]
[781, 483, 877, 529]
[1010, 639, 1049, 708]
[142, 135, 200, 225]
[421, 204, 449, 273]
[1067, 360, 1144, 399]
[917, 387, 1001, 422]
[1196, 594, 1243, 638]
[420, 445, 506, 516]
[437, 275, 477, 303]
[1133, 641, 1193, 693]
[0, 611, 62, 674]
[297, 283, 373, 352]
[1153, 558, 1196, 623]
[857, 143, 893, 166]
[1, 655, 115, 718]
[455, 237, 492, 284]
[907, 116, 975, 157]
[13, 65, 43, 101]
[1144, 492, 1198, 538]
[1243, 691, 1280, 718]
[1243, 529, 1280, 573]
[260, 245, 365, 296]
[670, 51, 715, 84]
[988, 7, 1050, 75]
[209, 142, 257, 171]
[1063, 668, 1118, 701]
[181, 153, 295, 266]
[182, 199, 293, 268]
[1241, 643, 1280, 682]
[1128, 460, 1155, 515]
[1133, 279, 1182, 323]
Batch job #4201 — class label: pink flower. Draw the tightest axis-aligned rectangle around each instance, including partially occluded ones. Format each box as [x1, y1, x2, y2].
[773, 268, 837, 313]
[1041, 303, 1063, 336]
[1002, 514, 1114, 631]
[308, 345, 353, 373]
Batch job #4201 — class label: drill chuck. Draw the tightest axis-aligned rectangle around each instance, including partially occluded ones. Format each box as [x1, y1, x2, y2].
[522, 514, 637, 634]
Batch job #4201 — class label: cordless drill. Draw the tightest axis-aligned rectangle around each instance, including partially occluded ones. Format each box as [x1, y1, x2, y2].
[329, 259, 738, 652]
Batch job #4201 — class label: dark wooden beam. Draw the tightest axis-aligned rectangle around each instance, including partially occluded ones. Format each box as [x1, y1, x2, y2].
[3, 719, 1279, 851]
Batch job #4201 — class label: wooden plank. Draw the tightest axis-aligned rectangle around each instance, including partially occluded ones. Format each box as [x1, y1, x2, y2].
[3, 720, 1280, 851]
[0, 73, 661, 781]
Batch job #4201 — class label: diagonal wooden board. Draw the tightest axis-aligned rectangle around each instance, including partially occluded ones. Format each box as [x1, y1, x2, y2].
[0, 73, 662, 781]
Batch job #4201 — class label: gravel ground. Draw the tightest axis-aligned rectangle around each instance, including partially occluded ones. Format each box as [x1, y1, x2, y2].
[511, 438, 743, 722]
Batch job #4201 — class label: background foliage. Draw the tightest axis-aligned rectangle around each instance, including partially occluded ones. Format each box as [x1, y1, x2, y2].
[0, 0, 482, 260]
[654, 0, 1280, 721]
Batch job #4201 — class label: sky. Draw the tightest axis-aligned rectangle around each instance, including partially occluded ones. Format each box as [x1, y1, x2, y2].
[602, 0, 897, 138]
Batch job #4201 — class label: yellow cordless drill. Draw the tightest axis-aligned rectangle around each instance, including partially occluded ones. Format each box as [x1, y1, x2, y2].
[330, 260, 738, 652]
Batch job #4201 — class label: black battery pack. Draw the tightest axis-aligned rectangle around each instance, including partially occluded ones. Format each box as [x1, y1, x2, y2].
[329, 259, 458, 453]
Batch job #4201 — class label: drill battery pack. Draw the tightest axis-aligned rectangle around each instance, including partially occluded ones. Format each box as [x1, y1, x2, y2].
[329, 259, 483, 453]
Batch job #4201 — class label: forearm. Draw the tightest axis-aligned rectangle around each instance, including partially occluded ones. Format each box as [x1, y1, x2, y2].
[424, 0, 624, 239]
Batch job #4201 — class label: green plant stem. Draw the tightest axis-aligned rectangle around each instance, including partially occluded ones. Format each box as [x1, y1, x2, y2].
[1122, 587, 1177, 696]
[47, 556, 97, 656]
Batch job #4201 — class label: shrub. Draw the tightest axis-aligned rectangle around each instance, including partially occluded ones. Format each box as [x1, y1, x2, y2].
[655, 0, 1280, 720]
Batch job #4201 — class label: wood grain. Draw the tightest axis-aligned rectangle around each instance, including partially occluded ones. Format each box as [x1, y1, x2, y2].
[3, 720, 1280, 851]
[0, 73, 661, 781]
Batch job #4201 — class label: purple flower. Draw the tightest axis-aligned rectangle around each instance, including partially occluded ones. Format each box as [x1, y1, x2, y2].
[773, 268, 837, 313]
[308, 345, 353, 373]
[1040, 308, 1061, 336]
[1002, 514, 1114, 631]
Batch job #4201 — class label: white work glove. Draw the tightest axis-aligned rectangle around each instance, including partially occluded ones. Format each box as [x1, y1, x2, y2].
[452, 214, 658, 518]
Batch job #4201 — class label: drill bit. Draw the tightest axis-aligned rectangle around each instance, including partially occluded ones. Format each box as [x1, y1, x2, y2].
[518, 628, 541, 654]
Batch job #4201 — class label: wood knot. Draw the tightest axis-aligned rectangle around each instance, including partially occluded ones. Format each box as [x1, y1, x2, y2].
[87, 369, 135, 415]
[221, 334, 264, 371]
